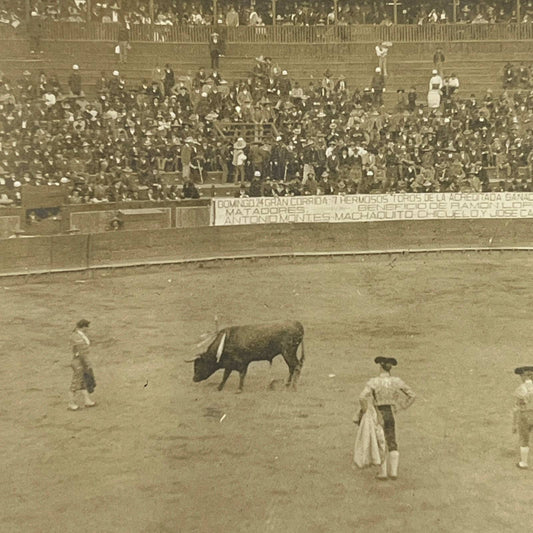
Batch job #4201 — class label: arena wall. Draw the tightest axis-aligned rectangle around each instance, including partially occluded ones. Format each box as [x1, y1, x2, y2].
[1, 219, 531, 277]
[0, 214, 21, 239]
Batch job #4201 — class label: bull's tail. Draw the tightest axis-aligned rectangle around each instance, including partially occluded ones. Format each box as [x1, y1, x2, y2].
[299, 337, 305, 367]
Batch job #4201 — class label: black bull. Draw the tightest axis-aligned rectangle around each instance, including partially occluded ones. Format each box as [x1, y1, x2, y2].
[189, 321, 305, 391]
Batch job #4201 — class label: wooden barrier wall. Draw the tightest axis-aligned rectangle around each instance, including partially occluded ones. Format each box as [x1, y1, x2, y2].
[0, 215, 21, 239]
[0, 219, 532, 276]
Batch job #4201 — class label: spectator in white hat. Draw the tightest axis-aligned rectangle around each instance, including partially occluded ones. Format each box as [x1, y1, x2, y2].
[233, 137, 247, 184]
[371, 67, 385, 106]
[428, 69, 443, 109]
[68, 64, 83, 96]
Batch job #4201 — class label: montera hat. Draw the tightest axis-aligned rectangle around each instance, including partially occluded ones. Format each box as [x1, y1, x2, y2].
[515, 366, 533, 375]
[76, 319, 90, 328]
[375, 356, 398, 366]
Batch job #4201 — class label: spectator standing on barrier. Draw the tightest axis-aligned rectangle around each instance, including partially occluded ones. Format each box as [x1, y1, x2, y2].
[503, 62, 515, 88]
[209, 31, 223, 71]
[28, 10, 43, 55]
[358, 357, 416, 481]
[375, 42, 390, 77]
[428, 69, 443, 109]
[433, 47, 445, 75]
[68, 319, 96, 411]
[371, 67, 385, 107]
[513, 366, 533, 470]
[233, 137, 247, 184]
[117, 20, 130, 64]
[163, 63, 175, 98]
[447, 73, 460, 95]
[181, 137, 196, 181]
[407, 86, 418, 112]
[68, 64, 83, 96]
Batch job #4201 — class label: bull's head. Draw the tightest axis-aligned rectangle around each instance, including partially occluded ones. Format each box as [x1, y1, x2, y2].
[186, 330, 226, 383]
[186, 354, 219, 383]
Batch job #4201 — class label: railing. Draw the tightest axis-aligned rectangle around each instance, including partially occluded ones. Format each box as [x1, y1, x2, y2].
[215, 122, 279, 143]
[3, 21, 533, 43]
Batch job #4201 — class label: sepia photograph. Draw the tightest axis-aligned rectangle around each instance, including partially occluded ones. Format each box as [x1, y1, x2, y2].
[1, 1, 533, 532]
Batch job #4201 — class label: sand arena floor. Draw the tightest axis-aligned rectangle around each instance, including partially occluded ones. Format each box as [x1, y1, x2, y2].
[2, 253, 533, 533]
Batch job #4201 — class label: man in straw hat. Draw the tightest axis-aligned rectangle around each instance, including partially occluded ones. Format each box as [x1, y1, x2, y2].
[513, 366, 533, 469]
[209, 31, 223, 70]
[358, 356, 416, 480]
[375, 42, 391, 76]
[68, 64, 83, 96]
[232, 137, 247, 184]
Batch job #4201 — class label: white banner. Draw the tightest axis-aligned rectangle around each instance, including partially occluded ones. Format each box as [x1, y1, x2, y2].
[212, 192, 533, 226]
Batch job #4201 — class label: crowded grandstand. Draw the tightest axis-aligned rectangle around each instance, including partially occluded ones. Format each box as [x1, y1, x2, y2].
[1, 1, 533, 210]
[1, 1, 533, 25]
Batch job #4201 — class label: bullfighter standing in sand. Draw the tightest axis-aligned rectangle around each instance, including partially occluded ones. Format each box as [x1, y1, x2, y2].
[513, 366, 533, 469]
[358, 356, 416, 480]
[68, 319, 96, 411]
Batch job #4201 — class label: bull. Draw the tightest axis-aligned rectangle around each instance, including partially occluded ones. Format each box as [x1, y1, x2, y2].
[187, 321, 305, 392]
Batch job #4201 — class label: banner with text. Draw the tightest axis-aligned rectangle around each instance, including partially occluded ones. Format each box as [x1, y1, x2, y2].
[212, 192, 533, 226]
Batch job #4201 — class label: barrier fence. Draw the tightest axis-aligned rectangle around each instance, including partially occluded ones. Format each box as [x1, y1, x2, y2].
[3, 21, 533, 43]
[0, 219, 532, 277]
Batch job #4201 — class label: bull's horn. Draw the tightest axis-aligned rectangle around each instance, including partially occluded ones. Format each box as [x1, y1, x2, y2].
[184, 357, 197, 363]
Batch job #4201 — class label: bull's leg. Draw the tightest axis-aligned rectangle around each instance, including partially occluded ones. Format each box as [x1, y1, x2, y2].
[237, 365, 248, 393]
[291, 363, 303, 390]
[285, 366, 295, 388]
[282, 346, 300, 390]
[218, 368, 232, 391]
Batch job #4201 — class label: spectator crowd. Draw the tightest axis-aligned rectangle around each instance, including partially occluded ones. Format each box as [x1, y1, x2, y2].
[1, 52, 533, 209]
[2, 1, 533, 27]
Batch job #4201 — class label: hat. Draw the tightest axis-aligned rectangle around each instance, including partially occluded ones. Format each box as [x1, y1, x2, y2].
[254, 171, 261, 177]
[76, 319, 90, 328]
[72, 64, 79, 70]
[255, 55, 266, 63]
[515, 366, 533, 375]
[234, 138, 246, 150]
[374, 356, 398, 366]
[113, 70, 119, 76]
[23, 70, 31, 76]
[432, 69, 438, 75]
[282, 70, 288, 76]
[375, 67, 381, 73]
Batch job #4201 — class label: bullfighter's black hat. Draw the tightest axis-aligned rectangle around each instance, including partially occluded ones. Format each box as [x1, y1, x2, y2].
[515, 366, 533, 375]
[76, 319, 90, 328]
[375, 356, 397, 366]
